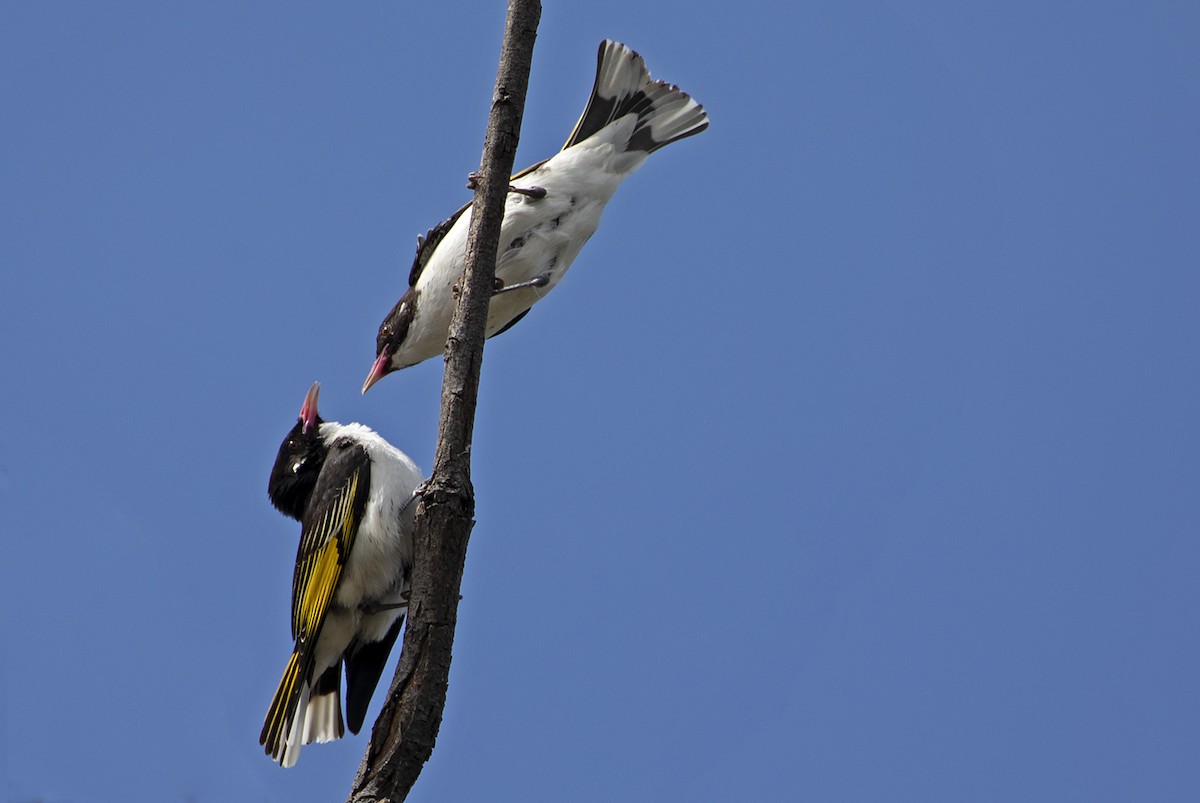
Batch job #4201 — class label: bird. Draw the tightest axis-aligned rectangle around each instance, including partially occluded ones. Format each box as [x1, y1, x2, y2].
[362, 39, 709, 393]
[260, 382, 425, 767]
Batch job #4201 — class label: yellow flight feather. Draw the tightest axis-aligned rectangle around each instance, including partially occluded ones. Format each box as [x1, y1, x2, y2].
[262, 470, 363, 761]
[291, 471, 361, 639]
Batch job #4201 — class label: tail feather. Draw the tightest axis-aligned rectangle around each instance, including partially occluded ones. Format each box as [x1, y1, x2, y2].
[303, 664, 346, 744]
[563, 40, 708, 154]
[260, 651, 308, 766]
[344, 615, 405, 734]
[262, 650, 351, 767]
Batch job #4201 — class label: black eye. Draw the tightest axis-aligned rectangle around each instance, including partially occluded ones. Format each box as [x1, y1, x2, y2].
[287, 438, 298, 450]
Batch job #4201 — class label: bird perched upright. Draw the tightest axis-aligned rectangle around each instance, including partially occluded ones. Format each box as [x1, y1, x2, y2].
[261, 382, 424, 767]
[362, 40, 708, 392]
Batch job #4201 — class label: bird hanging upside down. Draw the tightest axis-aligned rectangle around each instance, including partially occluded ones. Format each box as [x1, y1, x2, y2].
[362, 40, 709, 393]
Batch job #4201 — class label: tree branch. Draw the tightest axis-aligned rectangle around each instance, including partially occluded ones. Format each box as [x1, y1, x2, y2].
[346, 2, 541, 801]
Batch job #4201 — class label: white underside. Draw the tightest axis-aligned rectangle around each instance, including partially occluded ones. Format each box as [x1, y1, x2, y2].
[396, 118, 648, 368]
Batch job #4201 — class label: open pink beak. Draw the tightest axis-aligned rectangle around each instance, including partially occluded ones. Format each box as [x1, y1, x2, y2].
[361, 351, 391, 395]
[299, 382, 320, 433]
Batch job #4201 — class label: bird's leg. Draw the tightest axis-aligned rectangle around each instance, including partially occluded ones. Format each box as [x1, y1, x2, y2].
[457, 274, 549, 297]
[510, 185, 548, 200]
[467, 172, 546, 200]
[362, 601, 408, 614]
[452, 277, 507, 297]
[492, 273, 551, 296]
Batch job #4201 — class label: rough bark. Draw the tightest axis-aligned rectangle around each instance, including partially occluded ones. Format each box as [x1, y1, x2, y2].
[346, 2, 541, 801]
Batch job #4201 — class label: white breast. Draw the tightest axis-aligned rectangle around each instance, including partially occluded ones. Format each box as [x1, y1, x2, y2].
[404, 117, 651, 362]
[335, 424, 422, 606]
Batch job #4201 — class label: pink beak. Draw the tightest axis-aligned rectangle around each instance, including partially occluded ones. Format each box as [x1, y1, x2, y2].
[299, 382, 320, 433]
[361, 351, 391, 395]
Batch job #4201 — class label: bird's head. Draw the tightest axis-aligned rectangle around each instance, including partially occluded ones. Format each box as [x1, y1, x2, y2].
[362, 289, 418, 394]
[267, 381, 328, 520]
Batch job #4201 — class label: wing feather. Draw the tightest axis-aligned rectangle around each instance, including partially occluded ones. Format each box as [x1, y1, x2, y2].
[407, 210, 465, 288]
[291, 466, 365, 640]
[262, 440, 372, 764]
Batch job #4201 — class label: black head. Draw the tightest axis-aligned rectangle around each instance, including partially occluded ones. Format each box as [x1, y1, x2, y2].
[362, 288, 417, 394]
[267, 382, 328, 520]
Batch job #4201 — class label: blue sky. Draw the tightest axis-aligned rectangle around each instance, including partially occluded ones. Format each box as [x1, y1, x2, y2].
[3, 2, 1198, 801]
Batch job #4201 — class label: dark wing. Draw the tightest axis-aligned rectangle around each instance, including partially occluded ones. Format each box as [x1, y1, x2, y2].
[408, 208, 467, 288]
[291, 441, 372, 641]
[261, 442, 371, 760]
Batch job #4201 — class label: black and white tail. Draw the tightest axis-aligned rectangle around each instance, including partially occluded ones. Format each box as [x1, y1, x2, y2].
[563, 40, 708, 155]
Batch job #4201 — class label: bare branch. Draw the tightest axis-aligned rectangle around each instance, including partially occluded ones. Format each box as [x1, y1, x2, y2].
[346, 2, 541, 800]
